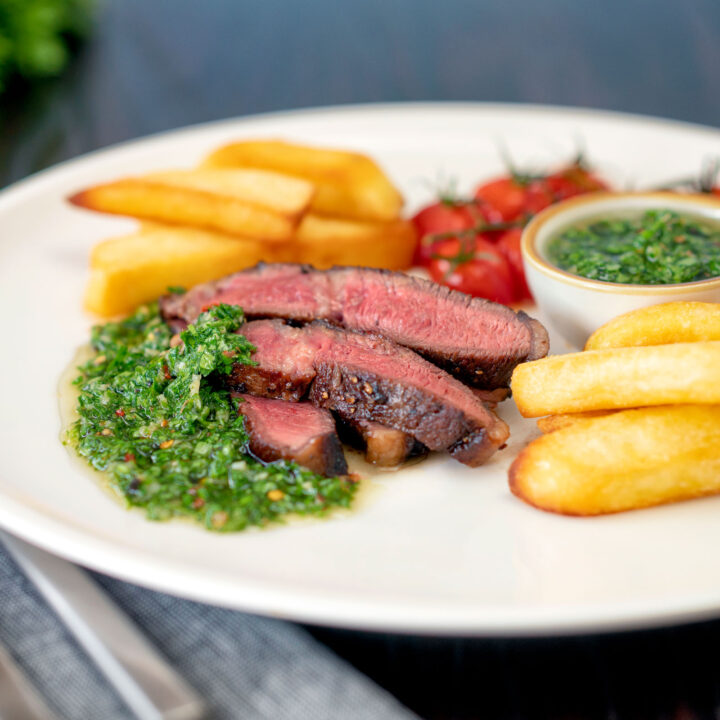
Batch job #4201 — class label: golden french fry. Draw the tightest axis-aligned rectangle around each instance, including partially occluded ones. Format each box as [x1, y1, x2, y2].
[69, 168, 315, 241]
[141, 169, 314, 216]
[511, 342, 720, 417]
[536, 410, 616, 433]
[203, 140, 403, 221]
[273, 214, 416, 270]
[510, 405, 720, 516]
[585, 301, 720, 350]
[85, 226, 277, 317]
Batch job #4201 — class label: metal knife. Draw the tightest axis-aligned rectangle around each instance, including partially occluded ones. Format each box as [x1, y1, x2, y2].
[2, 532, 207, 720]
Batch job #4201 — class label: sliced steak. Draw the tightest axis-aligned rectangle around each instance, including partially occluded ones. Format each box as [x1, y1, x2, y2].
[231, 320, 510, 467]
[230, 319, 316, 401]
[235, 393, 347, 477]
[161, 263, 549, 389]
[338, 419, 426, 467]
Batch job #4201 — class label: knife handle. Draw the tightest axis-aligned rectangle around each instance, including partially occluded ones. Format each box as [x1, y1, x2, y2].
[2, 532, 206, 720]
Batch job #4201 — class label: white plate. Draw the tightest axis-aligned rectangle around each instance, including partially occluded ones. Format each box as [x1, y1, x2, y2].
[3, 103, 720, 636]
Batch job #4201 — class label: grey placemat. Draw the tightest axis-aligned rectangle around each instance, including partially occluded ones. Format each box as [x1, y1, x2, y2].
[0, 541, 418, 720]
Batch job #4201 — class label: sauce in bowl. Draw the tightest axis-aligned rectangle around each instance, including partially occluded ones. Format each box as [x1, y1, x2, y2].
[546, 210, 720, 285]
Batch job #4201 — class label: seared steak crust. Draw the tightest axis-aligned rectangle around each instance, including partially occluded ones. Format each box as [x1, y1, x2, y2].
[230, 366, 311, 401]
[231, 319, 509, 467]
[161, 263, 549, 389]
[310, 362, 470, 451]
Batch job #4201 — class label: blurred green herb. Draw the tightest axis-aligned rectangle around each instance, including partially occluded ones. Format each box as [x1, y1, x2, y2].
[0, 0, 93, 93]
[547, 210, 720, 285]
[67, 303, 357, 531]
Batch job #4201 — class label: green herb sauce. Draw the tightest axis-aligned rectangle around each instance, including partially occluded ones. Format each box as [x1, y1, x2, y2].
[546, 210, 720, 284]
[66, 303, 356, 532]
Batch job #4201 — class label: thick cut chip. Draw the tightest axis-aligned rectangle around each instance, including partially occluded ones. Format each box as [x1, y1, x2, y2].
[272, 214, 416, 269]
[141, 170, 314, 216]
[203, 140, 403, 221]
[585, 301, 720, 350]
[85, 226, 274, 317]
[69, 168, 315, 241]
[511, 342, 720, 417]
[536, 410, 616, 433]
[510, 405, 720, 516]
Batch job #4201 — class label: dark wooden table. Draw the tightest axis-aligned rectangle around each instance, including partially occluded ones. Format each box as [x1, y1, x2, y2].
[3, 1, 720, 717]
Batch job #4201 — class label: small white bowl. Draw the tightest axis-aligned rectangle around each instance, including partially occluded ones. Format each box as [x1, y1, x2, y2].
[521, 192, 720, 349]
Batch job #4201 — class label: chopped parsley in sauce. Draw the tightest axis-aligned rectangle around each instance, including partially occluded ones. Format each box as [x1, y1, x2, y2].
[546, 210, 720, 285]
[67, 303, 356, 532]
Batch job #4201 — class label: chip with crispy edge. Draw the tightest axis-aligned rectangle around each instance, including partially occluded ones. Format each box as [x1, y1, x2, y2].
[510, 405, 720, 515]
[585, 301, 720, 350]
[69, 168, 315, 241]
[203, 139, 403, 221]
[511, 341, 720, 417]
[274, 214, 415, 269]
[85, 226, 274, 317]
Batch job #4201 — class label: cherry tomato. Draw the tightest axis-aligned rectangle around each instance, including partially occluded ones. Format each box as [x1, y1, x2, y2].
[544, 164, 609, 201]
[473, 178, 527, 223]
[474, 177, 554, 223]
[496, 227, 531, 301]
[427, 236, 515, 304]
[411, 201, 482, 265]
[412, 160, 610, 302]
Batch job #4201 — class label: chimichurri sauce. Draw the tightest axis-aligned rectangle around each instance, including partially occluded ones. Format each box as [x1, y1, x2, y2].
[546, 210, 720, 284]
[66, 302, 356, 532]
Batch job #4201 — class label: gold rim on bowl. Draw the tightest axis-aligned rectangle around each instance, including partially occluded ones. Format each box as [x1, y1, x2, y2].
[521, 191, 720, 295]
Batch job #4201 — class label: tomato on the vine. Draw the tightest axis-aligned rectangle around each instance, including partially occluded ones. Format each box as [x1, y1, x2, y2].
[473, 178, 554, 224]
[411, 200, 484, 265]
[427, 236, 515, 304]
[411, 155, 610, 305]
[473, 165, 607, 223]
[544, 164, 609, 201]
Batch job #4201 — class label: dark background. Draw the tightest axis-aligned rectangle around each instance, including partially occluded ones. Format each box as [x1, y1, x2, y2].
[4, 1, 720, 717]
[3, 0, 720, 186]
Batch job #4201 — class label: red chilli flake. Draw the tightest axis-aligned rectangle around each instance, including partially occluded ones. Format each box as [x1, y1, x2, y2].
[124, 453, 135, 462]
[163, 364, 172, 381]
[115, 408, 125, 417]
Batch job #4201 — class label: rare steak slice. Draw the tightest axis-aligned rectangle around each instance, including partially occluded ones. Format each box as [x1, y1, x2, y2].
[333, 267, 547, 390]
[229, 318, 316, 401]
[231, 320, 510, 467]
[161, 263, 337, 327]
[160, 263, 549, 389]
[338, 419, 426, 467]
[234, 393, 347, 477]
